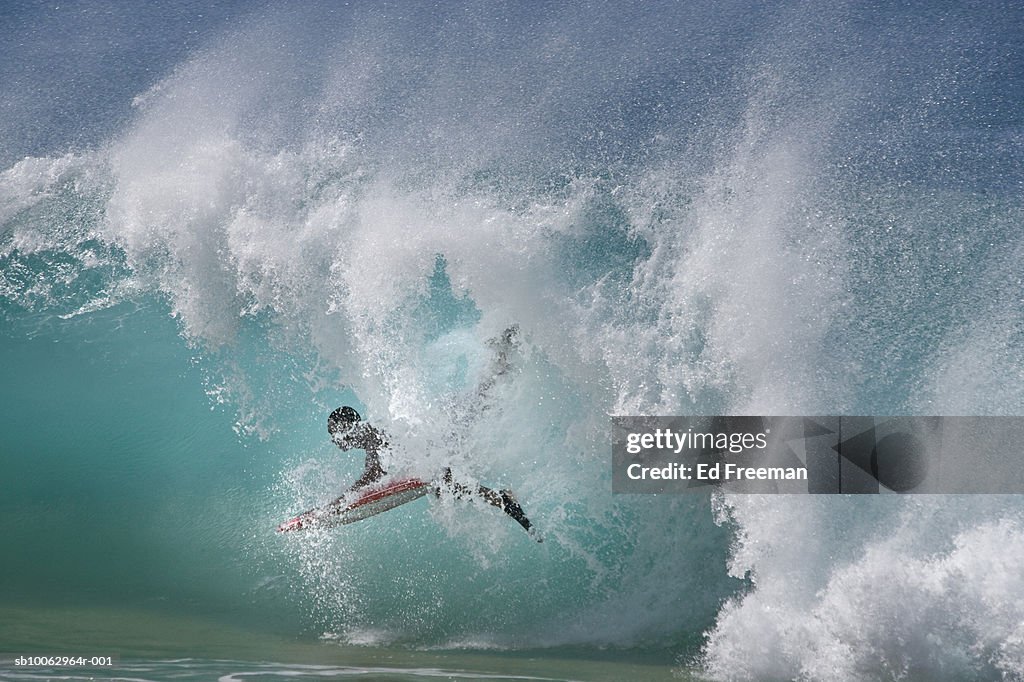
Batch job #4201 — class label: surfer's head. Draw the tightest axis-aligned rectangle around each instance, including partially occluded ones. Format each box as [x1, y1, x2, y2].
[328, 406, 361, 439]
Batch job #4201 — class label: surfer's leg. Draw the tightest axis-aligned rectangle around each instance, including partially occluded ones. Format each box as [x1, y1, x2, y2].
[495, 489, 533, 533]
[475, 483, 535, 536]
[475, 325, 520, 401]
[435, 467, 477, 499]
[436, 468, 540, 540]
[434, 467, 452, 497]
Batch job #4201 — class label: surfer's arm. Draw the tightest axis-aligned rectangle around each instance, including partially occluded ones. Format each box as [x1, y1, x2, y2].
[351, 448, 386, 489]
[349, 426, 388, 489]
[335, 421, 387, 485]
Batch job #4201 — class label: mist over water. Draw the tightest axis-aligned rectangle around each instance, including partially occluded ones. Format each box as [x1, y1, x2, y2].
[2, 1, 1023, 679]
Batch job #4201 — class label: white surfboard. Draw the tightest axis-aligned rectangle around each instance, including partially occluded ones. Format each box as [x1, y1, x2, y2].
[276, 477, 430, 532]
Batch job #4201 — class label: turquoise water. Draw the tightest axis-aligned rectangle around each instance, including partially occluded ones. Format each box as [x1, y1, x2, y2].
[2, 1, 1024, 680]
[0, 301, 296, 627]
[0, 606, 686, 682]
[1, 300, 714, 677]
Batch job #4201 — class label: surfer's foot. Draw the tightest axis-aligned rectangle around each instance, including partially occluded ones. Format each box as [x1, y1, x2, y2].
[500, 325, 519, 348]
[487, 324, 519, 349]
[485, 325, 519, 376]
[499, 490, 540, 541]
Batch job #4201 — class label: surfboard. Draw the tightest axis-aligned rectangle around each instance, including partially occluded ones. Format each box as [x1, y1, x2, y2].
[276, 477, 431, 532]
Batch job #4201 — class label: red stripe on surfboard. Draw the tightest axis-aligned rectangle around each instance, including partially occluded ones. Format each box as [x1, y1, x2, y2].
[275, 477, 429, 532]
[348, 478, 428, 510]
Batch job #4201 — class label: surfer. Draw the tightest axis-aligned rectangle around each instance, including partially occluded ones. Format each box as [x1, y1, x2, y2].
[328, 405, 538, 538]
[328, 405, 388, 490]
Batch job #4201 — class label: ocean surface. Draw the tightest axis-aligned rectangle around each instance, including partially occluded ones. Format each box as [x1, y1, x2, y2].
[1, 1, 1022, 680]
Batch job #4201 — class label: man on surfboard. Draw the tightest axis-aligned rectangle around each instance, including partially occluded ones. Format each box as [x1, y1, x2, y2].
[328, 405, 538, 538]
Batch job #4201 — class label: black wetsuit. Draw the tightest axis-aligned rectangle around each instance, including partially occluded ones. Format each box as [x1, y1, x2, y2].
[333, 422, 388, 489]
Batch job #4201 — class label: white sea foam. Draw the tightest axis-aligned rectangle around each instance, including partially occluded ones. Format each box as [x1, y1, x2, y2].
[704, 497, 1024, 680]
